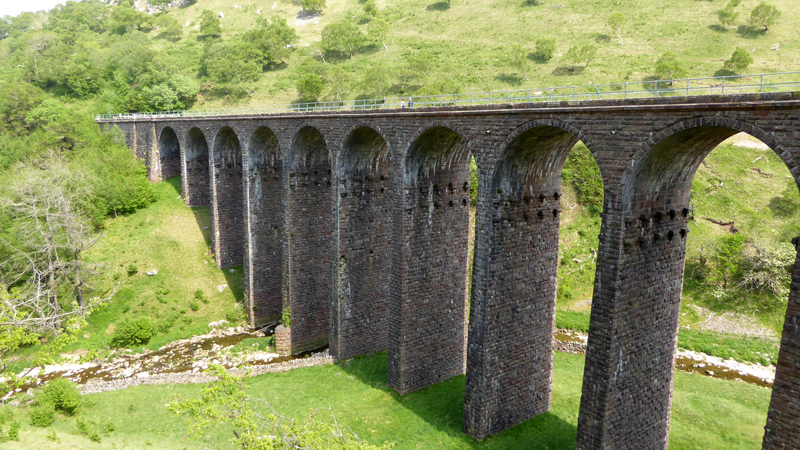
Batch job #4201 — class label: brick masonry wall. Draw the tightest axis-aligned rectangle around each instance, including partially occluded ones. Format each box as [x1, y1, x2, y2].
[211, 127, 245, 269]
[388, 126, 471, 395]
[286, 126, 332, 353]
[464, 125, 578, 440]
[244, 127, 284, 325]
[331, 126, 392, 361]
[158, 126, 181, 181]
[183, 127, 211, 207]
[101, 92, 800, 450]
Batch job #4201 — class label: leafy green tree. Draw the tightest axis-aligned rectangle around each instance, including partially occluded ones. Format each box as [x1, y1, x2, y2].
[368, 17, 389, 50]
[398, 54, 433, 91]
[156, 13, 183, 39]
[321, 21, 366, 59]
[718, 0, 740, 28]
[302, 0, 326, 14]
[716, 233, 746, 287]
[110, 4, 152, 34]
[510, 43, 530, 81]
[243, 16, 299, 69]
[328, 67, 351, 102]
[199, 10, 221, 38]
[607, 12, 625, 46]
[748, 2, 780, 31]
[533, 37, 556, 61]
[723, 47, 753, 74]
[563, 44, 597, 68]
[361, 64, 393, 99]
[204, 41, 261, 85]
[654, 52, 687, 84]
[297, 72, 323, 102]
[363, 0, 378, 17]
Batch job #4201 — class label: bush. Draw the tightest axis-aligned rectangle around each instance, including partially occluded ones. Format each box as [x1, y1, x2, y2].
[30, 403, 55, 427]
[127, 264, 138, 276]
[109, 317, 155, 348]
[40, 379, 81, 416]
[189, 301, 200, 311]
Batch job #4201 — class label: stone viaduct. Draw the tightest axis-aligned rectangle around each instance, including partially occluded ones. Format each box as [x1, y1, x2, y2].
[98, 92, 800, 449]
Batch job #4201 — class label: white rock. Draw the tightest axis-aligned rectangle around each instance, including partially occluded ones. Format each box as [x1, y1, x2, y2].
[218, 12, 224, 18]
[146, 269, 158, 276]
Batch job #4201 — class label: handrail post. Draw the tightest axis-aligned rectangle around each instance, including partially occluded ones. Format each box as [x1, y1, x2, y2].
[624, 82, 628, 99]
[722, 76, 726, 94]
[572, 86, 575, 101]
[686, 78, 690, 97]
[760, 74, 764, 93]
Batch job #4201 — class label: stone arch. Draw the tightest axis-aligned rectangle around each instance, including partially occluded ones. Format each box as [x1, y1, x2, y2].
[244, 126, 283, 327]
[621, 116, 796, 206]
[464, 121, 601, 440]
[577, 117, 796, 450]
[388, 124, 472, 396]
[158, 126, 181, 181]
[332, 125, 392, 361]
[183, 127, 210, 207]
[280, 125, 332, 354]
[210, 126, 244, 269]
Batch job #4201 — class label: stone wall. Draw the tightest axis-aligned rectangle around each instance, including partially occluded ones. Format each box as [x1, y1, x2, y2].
[244, 127, 284, 326]
[286, 126, 332, 353]
[211, 127, 244, 269]
[331, 126, 392, 360]
[183, 127, 210, 207]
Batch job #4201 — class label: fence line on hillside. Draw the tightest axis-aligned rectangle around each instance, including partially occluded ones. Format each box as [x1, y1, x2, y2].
[95, 71, 800, 120]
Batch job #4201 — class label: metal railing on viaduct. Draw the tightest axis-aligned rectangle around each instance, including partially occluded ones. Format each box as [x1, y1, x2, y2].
[96, 86, 800, 450]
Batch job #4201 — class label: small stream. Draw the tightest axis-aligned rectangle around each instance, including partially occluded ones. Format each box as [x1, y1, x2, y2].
[5, 329, 774, 396]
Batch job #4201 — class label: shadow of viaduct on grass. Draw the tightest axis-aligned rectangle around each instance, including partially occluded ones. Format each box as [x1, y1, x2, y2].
[340, 352, 578, 449]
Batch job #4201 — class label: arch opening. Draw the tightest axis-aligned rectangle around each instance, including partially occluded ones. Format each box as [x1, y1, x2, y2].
[586, 125, 798, 449]
[244, 127, 283, 327]
[158, 127, 181, 182]
[389, 126, 471, 395]
[184, 127, 210, 207]
[282, 126, 332, 354]
[332, 126, 392, 361]
[211, 127, 244, 269]
[464, 125, 602, 441]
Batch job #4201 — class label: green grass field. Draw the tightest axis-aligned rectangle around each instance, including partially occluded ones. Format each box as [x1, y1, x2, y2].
[1, 351, 772, 449]
[145, 0, 800, 108]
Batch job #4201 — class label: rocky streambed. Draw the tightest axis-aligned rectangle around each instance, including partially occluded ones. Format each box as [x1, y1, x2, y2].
[3, 327, 774, 399]
[554, 328, 775, 387]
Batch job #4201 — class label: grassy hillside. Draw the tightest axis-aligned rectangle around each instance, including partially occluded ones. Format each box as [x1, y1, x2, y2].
[147, 0, 800, 108]
[1, 351, 773, 449]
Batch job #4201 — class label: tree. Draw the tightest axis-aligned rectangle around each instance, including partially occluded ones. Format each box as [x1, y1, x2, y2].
[533, 37, 556, 61]
[199, 10, 221, 38]
[302, 0, 326, 14]
[510, 44, 530, 81]
[297, 72, 323, 101]
[607, 13, 625, 46]
[368, 17, 389, 51]
[156, 13, 183, 39]
[748, 2, 780, 31]
[363, 0, 378, 17]
[563, 44, 597, 68]
[723, 47, 753, 75]
[1, 152, 103, 329]
[321, 21, 367, 59]
[168, 365, 391, 450]
[716, 233, 746, 287]
[204, 40, 261, 86]
[361, 64, 393, 99]
[718, 5, 739, 28]
[654, 52, 687, 84]
[328, 67, 351, 102]
[244, 16, 299, 69]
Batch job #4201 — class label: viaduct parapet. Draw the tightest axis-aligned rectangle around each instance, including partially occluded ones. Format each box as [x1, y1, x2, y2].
[98, 92, 800, 449]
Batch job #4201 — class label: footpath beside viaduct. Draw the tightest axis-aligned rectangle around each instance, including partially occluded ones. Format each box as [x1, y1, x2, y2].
[98, 92, 800, 450]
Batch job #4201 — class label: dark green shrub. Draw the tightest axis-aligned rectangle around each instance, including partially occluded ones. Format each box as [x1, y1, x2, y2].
[189, 301, 200, 311]
[40, 379, 81, 416]
[8, 421, 19, 440]
[30, 403, 55, 427]
[109, 317, 155, 348]
[127, 264, 138, 276]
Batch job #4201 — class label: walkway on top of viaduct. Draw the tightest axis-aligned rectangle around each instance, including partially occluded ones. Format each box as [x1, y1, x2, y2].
[98, 92, 800, 450]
